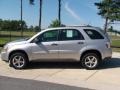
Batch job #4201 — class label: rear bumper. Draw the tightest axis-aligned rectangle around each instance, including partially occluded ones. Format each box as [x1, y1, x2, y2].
[102, 48, 112, 60]
[103, 56, 112, 61]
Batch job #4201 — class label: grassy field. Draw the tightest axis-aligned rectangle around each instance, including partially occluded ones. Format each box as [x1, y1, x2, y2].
[112, 40, 120, 47]
[111, 40, 120, 52]
[112, 48, 120, 52]
[0, 31, 37, 45]
[106, 35, 120, 52]
[110, 35, 120, 40]
[0, 47, 2, 52]
[0, 31, 36, 36]
[110, 35, 120, 52]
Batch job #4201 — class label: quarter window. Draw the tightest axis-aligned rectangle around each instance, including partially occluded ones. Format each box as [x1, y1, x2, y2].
[84, 29, 104, 39]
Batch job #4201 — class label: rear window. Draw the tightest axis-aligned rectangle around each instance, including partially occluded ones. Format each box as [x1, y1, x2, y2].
[84, 29, 104, 39]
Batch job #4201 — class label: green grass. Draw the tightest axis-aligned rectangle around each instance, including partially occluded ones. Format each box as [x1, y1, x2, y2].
[111, 40, 120, 52]
[0, 31, 37, 45]
[109, 35, 120, 52]
[110, 35, 120, 40]
[0, 37, 10, 45]
[112, 48, 120, 52]
[0, 37, 22, 45]
[111, 40, 120, 47]
[0, 31, 36, 36]
[0, 47, 2, 51]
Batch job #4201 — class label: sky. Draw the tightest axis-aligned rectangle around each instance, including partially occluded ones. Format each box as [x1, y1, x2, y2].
[0, 0, 119, 30]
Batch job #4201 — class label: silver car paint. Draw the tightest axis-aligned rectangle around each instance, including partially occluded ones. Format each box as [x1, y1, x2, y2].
[1, 26, 112, 62]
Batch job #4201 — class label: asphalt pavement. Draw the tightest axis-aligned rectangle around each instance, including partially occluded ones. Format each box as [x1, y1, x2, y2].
[0, 76, 91, 90]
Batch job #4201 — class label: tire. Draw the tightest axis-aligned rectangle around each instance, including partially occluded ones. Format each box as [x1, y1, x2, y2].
[81, 53, 100, 70]
[9, 52, 28, 69]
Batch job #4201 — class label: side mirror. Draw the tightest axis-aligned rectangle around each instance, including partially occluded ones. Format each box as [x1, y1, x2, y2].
[33, 38, 41, 44]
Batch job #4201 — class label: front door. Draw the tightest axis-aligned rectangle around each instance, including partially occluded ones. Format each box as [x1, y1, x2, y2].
[31, 30, 59, 61]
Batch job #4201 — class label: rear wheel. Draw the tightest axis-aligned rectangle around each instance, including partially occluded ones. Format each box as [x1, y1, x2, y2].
[9, 53, 28, 69]
[81, 53, 100, 70]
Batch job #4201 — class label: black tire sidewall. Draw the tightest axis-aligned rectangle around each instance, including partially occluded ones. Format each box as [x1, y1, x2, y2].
[10, 53, 28, 69]
[81, 53, 100, 70]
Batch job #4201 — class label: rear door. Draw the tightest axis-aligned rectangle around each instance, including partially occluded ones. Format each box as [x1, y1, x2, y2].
[58, 29, 85, 61]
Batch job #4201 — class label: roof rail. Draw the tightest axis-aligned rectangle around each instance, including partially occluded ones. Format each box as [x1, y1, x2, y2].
[66, 25, 93, 27]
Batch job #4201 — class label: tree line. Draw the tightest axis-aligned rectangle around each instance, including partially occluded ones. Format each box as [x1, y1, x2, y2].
[0, 19, 27, 31]
[0, 19, 64, 32]
[0, 19, 40, 32]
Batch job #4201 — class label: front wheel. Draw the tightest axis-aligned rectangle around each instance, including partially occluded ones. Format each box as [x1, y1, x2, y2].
[9, 53, 28, 69]
[81, 53, 100, 70]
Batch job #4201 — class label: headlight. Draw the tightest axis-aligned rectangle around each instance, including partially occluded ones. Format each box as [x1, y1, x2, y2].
[2, 48, 8, 52]
[2, 45, 8, 52]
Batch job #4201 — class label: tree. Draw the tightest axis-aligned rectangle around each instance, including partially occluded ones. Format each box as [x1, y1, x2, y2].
[58, 0, 61, 26]
[34, 26, 39, 32]
[29, 0, 42, 31]
[20, 0, 23, 37]
[0, 19, 2, 30]
[29, 0, 34, 5]
[39, 0, 42, 31]
[95, 0, 120, 33]
[29, 25, 34, 31]
[49, 19, 65, 28]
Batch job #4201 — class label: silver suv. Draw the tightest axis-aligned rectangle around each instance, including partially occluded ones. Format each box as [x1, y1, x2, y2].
[1, 26, 112, 70]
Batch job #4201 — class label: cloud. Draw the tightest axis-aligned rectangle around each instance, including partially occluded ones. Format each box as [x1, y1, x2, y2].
[64, 2, 85, 24]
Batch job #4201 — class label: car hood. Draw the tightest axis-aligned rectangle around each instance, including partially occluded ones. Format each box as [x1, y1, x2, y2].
[6, 39, 28, 46]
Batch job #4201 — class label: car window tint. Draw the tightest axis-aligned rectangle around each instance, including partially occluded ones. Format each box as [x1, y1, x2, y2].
[84, 29, 104, 39]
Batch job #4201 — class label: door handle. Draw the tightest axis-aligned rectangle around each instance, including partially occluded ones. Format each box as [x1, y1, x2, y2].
[51, 43, 58, 46]
[78, 42, 84, 44]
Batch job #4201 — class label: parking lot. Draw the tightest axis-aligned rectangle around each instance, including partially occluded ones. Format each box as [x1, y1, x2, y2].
[0, 52, 120, 90]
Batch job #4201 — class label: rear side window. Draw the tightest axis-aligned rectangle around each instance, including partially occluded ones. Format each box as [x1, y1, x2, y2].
[84, 29, 104, 39]
[60, 29, 84, 41]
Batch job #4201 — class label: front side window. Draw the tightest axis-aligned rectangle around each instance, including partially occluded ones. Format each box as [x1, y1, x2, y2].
[84, 29, 104, 39]
[60, 29, 84, 41]
[41, 30, 58, 42]
[35, 30, 58, 42]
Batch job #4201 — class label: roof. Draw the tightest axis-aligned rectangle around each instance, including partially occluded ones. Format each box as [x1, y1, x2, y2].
[45, 25, 94, 30]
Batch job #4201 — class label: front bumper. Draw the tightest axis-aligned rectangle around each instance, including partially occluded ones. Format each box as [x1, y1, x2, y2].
[1, 51, 9, 62]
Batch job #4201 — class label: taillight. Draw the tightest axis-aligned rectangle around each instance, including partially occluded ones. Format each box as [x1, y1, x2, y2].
[106, 42, 111, 48]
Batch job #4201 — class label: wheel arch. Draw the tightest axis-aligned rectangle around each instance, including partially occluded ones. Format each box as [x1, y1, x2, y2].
[9, 50, 29, 61]
[80, 49, 102, 61]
